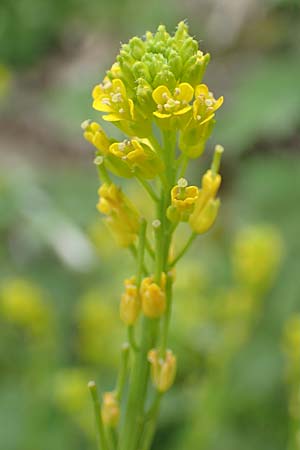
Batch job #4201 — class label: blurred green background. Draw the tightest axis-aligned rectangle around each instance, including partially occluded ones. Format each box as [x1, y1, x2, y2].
[0, 1, 300, 449]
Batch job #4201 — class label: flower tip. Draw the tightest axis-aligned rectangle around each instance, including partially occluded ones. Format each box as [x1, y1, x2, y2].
[152, 219, 161, 229]
[215, 144, 224, 155]
[87, 380, 96, 389]
[94, 155, 104, 166]
[177, 177, 188, 188]
[81, 119, 91, 130]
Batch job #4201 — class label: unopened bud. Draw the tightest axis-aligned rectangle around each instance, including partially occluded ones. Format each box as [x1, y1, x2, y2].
[140, 275, 166, 318]
[148, 349, 177, 392]
[120, 277, 140, 325]
[101, 392, 120, 427]
[189, 197, 220, 234]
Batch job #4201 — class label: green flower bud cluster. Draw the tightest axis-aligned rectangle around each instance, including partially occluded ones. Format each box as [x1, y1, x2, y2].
[109, 22, 210, 112]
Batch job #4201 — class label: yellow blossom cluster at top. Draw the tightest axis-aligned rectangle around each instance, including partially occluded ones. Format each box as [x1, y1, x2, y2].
[82, 21, 223, 163]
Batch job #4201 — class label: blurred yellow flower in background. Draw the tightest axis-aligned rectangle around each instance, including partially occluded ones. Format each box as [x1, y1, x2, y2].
[0, 278, 51, 336]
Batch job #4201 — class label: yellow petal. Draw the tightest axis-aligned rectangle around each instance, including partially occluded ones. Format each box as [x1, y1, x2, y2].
[153, 111, 172, 119]
[177, 83, 194, 103]
[173, 105, 192, 116]
[93, 99, 113, 112]
[199, 113, 215, 125]
[103, 113, 121, 122]
[195, 84, 209, 97]
[92, 84, 103, 99]
[152, 85, 171, 105]
[112, 79, 126, 97]
[214, 96, 224, 111]
[128, 99, 135, 119]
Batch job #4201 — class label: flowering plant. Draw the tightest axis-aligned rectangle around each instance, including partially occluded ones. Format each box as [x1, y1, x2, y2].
[82, 21, 224, 450]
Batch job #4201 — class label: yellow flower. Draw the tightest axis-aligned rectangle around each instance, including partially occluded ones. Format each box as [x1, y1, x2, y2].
[97, 183, 140, 247]
[81, 120, 111, 155]
[232, 226, 283, 290]
[76, 290, 121, 367]
[152, 83, 194, 119]
[109, 138, 163, 179]
[192, 84, 223, 125]
[140, 274, 166, 318]
[148, 349, 177, 392]
[101, 392, 120, 427]
[120, 277, 140, 325]
[0, 278, 50, 335]
[167, 178, 199, 222]
[93, 78, 134, 122]
[179, 85, 223, 158]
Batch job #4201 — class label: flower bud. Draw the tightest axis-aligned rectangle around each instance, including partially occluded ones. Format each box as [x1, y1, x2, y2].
[174, 21, 189, 43]
[140, 275, 166, 318]
[183, 52, 210, 87]
[189, 197, 220, 234]
[81, 121, 111, 155]
[101, 392, 120, 427]
[120, 277, 140, 325]
[148, 349, 177, 392]
[202, 170, 222, 197]
[180, 37, 198, 60]
[153, 70, 177, 91]
[168, 50, 183, 79]
[129, 36, 146, 60]
[136, 78, 155, 113]
[132, 61, 151, 82]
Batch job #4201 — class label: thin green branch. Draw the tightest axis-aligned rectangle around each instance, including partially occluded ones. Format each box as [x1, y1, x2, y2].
[97, 161, 112, 185]
[140, 392, 162, 450]
[128, 325, 140, 352]
[137, 219, 147, 285]
[115, 343, 130, 401]
[88, 381, 108, 450]
[168, 232, 197, 269]
[135, 173, 159, 203]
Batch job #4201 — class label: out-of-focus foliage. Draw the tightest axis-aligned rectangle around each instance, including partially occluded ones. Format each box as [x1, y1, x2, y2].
[0, 0, 299, 449]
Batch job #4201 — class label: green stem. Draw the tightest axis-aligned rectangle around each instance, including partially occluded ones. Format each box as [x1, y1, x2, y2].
[97, 162, 112, 184]
[160, 273, 173, 356]
[135, 174, 159, 203]
[178, 154, 189, 179]
[115, 343, 130, 401]
[153, 218, 163, 284]
[119, 318, 158, 450]
[145, 237, 155, 260]
[88, 381, 108, 450]
[168, 232, 197, 269]
[137, 219, 147, 285]
[128, 325, 140, 352]
[129, 244, 149, 276]
[106, 427, 117, 450]
[140, 393, 162, 450]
